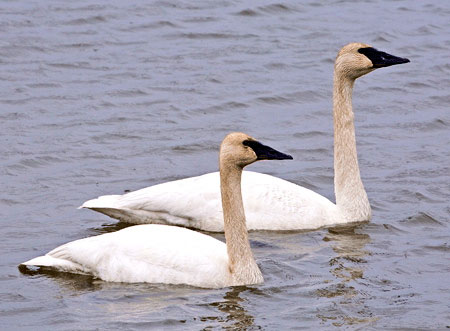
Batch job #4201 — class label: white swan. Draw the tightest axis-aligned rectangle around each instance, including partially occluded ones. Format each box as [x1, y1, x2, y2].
[80, 43, 409, 232]
[20, 133, 292, 288]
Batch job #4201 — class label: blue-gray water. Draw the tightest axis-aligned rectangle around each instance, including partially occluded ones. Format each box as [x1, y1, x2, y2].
[1, 0, 449, 329]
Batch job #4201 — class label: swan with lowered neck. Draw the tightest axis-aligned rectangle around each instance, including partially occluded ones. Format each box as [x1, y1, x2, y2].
[80, 43, 409, 232]
[20, 133, 292, 288]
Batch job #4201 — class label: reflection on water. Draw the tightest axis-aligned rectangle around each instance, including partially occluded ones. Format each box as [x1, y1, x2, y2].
[88, 221, 135, 235]
[317, 224, 378, 327]
[18, 265, 101, 293]
[201, 286, 260, 330]
[324, 223, 370, 282]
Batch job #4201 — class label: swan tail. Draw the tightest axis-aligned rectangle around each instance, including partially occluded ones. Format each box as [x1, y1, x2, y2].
[19, 255, 83, 273]
[84, 207, 148, 224]
[79, 195, 197, 226]
[79, 195, 143, 223]
[79, 195, 121, 210]
[81, 206, 196, 228]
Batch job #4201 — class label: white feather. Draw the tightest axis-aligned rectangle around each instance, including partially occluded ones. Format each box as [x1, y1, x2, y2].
[81, 171, 340, 232]
[21, 224, 231, 288]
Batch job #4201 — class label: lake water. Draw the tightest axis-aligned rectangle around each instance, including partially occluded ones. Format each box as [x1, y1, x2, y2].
[1, 0, 449, 329]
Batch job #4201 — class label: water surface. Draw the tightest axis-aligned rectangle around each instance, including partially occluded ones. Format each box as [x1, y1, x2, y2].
[1, 0, 449, 329]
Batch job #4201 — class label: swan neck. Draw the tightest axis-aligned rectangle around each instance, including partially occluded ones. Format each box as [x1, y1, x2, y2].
[220, 163, 262, 285]
[333, 71, 371, 221]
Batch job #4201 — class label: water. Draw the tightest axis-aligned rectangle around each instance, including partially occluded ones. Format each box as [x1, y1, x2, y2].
[1, 0, 449, 329]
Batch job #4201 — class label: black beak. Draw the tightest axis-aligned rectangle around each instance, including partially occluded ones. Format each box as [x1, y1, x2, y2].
[243, 140, 293, 160]
[358, 47, 410, 68]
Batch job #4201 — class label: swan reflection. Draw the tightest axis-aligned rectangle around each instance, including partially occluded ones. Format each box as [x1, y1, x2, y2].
[324, 223, 370, 282]
[201, 286, 260, 330]
[316, 223, 377, 326]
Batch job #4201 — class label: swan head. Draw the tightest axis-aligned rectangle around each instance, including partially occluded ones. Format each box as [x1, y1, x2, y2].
[335, 42, 410, 79]
[220, 132, 293, 169]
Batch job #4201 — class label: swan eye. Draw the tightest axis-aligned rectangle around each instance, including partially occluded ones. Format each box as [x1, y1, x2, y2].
[242, 140, 257, 149]
[243, 139, 267, 152]
[358, 47, 381, 64]
[358, 47, 377, 55]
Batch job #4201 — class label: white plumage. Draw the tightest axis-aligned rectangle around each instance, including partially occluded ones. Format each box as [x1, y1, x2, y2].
[82, 171, 339, 232]
[23, 224, 231, 287]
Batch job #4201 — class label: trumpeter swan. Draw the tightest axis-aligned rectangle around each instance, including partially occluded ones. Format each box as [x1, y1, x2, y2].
[80, 43, 409, 232]
[20, 133, 292, 288]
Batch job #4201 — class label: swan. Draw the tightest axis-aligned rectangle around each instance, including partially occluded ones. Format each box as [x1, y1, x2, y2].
[19, 133, 292, 288]
[80, 43, 409, 232]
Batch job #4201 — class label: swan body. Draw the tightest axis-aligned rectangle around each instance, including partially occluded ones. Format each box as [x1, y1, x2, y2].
[21, 133, 292, 287]
[82, 171, 339, 232]
[22, 224, 232, 287]
[81, 43, 409, 232]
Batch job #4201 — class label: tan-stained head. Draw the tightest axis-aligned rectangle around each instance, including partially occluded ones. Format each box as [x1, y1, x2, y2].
[219, 132, 292, 169]
[220, 132, 257, 168]
[335, 42, 375, 79]
[335, 42, 409, 80]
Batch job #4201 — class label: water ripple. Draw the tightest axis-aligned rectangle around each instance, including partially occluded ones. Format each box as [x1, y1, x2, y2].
[1, 0, 449, 329]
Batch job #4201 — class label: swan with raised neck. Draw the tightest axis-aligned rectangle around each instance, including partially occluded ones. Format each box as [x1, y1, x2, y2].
[333, 42, 409, 221]
[80, 43, 409, 231]
[20, 133, 292, 288]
